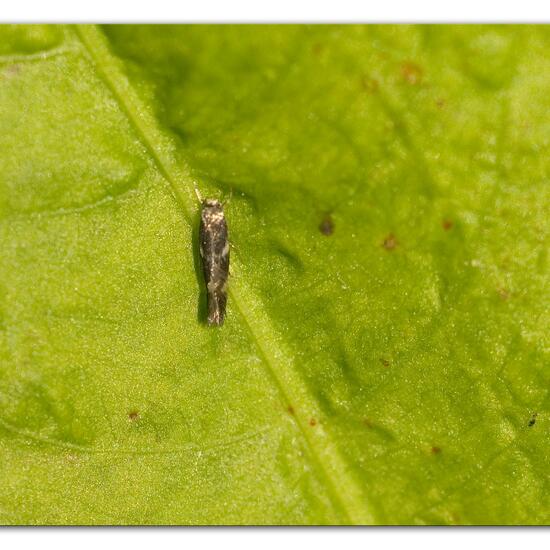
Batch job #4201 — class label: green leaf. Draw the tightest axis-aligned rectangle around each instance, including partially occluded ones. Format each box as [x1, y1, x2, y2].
[0, 24, 548, 525]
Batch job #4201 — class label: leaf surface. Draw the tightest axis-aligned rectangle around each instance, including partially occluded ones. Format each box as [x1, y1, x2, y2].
[0, 24, 548, 525]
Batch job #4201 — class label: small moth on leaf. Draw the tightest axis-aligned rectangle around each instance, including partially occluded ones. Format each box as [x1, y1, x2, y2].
[196, 187, 229, 326]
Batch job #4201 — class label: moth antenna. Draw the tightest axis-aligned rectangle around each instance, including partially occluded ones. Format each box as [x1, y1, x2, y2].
[194, 184, 204, 204]
[223, 187, 233, 207]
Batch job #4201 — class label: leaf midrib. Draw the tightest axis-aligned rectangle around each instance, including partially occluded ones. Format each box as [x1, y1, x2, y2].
[74, 24, 374, 525]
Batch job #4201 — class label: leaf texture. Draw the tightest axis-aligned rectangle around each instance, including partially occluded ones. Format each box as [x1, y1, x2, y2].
[0, 24, 548, 525]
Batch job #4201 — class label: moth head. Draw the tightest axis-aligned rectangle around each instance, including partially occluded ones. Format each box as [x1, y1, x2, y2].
[204, 199, 222, 208]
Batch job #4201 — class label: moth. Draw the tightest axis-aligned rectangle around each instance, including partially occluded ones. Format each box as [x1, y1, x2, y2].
[196, 188, 229, 326]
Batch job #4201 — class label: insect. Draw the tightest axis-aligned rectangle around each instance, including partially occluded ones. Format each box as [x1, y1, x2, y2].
[196, 187, 230, 326]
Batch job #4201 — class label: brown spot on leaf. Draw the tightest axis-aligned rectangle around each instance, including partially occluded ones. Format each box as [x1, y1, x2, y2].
[312, 43, 324, 57]
[4, 64, 20, 77]
[361, 75, 379, 94]
[442, 219, 453, 231]
[436, 98, 446, 109]
[287, 405, 295, 416]
[451, 512, 461, 524]
[319, 214, 334, 236]
[431, 446, 442, 455]
[128, 411, 140, 421]
[309, 418, 317, 427]
[383, 233, 398, 250]
[497, 288, 510, 301]
[380, 358, 390, 367]
[363, 418, 373, 428]
[401, 61, 423, 85]
[528, 413, 538, 427]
